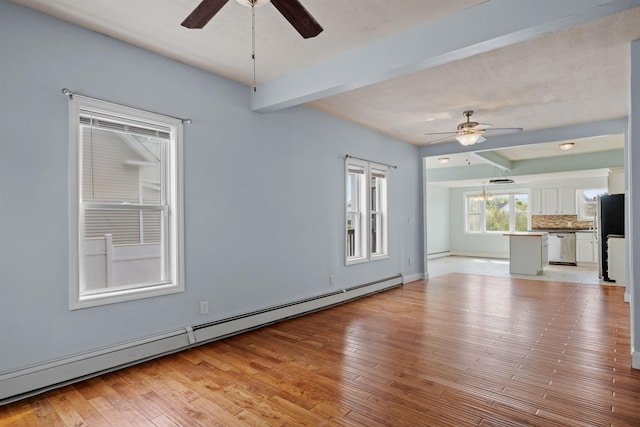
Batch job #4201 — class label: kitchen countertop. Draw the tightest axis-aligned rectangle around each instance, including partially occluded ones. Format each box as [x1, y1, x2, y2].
[530, 229, 593, 233]
[504, 231, 548, 237]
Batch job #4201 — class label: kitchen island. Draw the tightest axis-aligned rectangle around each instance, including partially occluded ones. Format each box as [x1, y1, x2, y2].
[504, 232, 549, 276]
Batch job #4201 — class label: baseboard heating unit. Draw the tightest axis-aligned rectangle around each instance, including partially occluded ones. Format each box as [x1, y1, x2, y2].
[0, 274, 402, 405]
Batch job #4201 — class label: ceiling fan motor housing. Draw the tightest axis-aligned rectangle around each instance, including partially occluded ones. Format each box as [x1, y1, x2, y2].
[457, 121, 480, 133]
[235, 0, 270, 7]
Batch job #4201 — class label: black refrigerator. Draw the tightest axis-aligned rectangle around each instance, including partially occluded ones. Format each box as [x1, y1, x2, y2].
[597, 193, 625, 281]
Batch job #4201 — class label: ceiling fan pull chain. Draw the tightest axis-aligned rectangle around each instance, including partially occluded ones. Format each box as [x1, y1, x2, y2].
[251, 0, 256, 92]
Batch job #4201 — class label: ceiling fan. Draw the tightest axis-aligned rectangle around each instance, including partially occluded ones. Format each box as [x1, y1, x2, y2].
[181, 0, 323, 39]
[424, 110, 523, 146]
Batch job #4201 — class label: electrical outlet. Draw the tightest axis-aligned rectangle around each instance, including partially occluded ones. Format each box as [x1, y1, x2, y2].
[200, 301, 208, 315]
[408, 257, 412, 266]
[330, 274, 335, 286]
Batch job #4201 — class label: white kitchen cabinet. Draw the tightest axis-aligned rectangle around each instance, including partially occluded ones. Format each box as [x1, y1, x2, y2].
[576, 231, 596, 263]
[531, 187, 576, 215]
[542, 188, 558, 214]
[505, 232, 548, 275]
[608, 167, 624, 194]
[531, 189, 543, 214]
[559, 187, 576, 214]
[607, 236, 627, 302]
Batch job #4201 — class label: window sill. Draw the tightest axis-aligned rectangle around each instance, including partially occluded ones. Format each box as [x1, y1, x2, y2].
[346, 257, 369, 266]
[71, 282, 184, 310]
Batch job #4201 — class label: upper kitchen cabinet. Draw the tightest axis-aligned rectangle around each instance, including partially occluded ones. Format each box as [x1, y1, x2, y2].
[532, 187, 576, 215]
[543, 188, 558, 214]
[531, 189, 543, 214]
[559, 187, 576, 214]
[608, 167, 624, 194]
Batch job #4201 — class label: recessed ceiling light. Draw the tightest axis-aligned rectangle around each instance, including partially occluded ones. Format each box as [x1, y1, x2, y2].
[559, 142, 575, 150]
[438, 157, 449, 164]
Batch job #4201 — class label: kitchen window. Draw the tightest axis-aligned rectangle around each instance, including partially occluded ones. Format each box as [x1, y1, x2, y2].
[346, 159, 389, 264]
[69, 96, 184, 309]
[465, 191, 529, 233]
[577, 188, 606, 221]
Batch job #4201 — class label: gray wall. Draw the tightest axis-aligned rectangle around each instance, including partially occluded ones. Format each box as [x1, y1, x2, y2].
[425, 184, 450, 256]
[0, 1, 423, 373]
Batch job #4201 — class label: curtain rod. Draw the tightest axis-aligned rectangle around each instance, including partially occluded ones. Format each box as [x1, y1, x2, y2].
[61, 88, 192, 124]
[345, 155, 397, 169]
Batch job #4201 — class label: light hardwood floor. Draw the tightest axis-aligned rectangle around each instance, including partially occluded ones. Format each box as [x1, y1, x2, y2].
[1, 274, 639, 426]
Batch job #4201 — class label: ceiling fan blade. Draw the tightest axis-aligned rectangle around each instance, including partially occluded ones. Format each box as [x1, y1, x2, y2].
[424, 131, 458, 136]
[271, 0, 323, 39]
[182, 0, 229, 29]
[425, 135, 457, 144]
[483, 127, 523, 135]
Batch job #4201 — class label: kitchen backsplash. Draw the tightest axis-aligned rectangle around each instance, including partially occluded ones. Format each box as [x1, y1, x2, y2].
[531, 215, 593, 230]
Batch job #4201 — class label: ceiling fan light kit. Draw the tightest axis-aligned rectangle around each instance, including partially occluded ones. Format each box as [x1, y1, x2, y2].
[456, 133, 484, 146]
[559, 142, 575, 150]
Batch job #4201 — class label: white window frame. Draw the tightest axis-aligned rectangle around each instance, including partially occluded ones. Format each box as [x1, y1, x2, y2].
[370, 165, 389, 260]
[464, 191, 529, 234]
[576, 188, 607, 221]
[345, 159, 389, 264]
[69, 96, 185, 309]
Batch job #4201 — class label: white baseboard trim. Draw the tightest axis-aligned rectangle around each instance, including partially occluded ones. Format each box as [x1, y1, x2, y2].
[450, 251, 509, 259]
[0, 274, 402, 405]
[632, 350, 640, 370]
[402, 273, 425, 283]
[427, 251, 451, 260]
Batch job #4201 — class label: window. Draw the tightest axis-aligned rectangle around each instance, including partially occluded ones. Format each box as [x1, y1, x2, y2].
[69, 96, 184, 309]
[465, 191, 528, 233]
[485, 194, 510, 232]
[346, 163, 366, 260]
[577, 188, 606, 220]
[346, 159, 388, 264]
[514, 193, 529, 231]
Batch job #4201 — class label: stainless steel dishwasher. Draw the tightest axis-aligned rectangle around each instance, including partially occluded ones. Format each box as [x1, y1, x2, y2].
[548, 232, 576, 265]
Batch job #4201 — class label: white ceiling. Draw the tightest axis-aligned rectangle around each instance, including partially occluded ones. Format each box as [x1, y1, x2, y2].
[10, 0, 640, 168]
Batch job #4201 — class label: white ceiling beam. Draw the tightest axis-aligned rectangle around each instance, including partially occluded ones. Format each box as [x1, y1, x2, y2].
[250, 0, 640, 112]
[472, 152, 513, 171]
[419, 118, 628, 157]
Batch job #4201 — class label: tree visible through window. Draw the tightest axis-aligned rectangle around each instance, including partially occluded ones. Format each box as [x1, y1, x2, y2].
[466, 191, 529, 233]
[486, 195, 510, 232]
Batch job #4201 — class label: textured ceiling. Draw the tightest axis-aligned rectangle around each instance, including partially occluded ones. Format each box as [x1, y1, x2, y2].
[10, 0, 640, 166]
[9, 0, 486, 83]
[308, 8, 640, 145]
